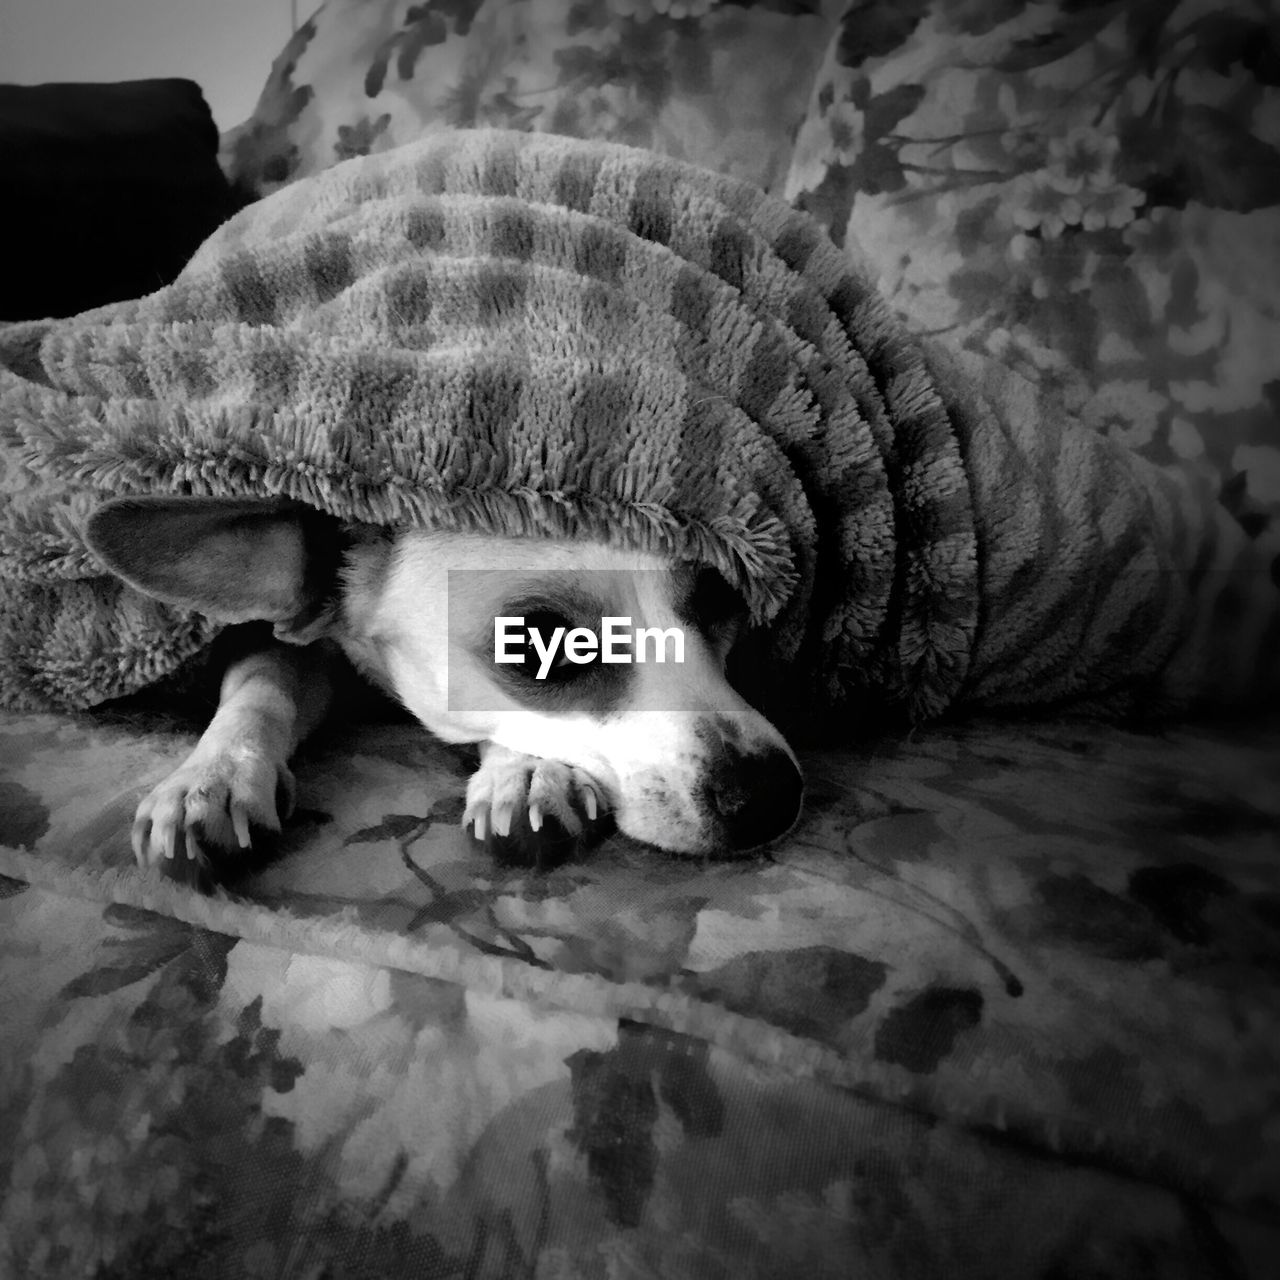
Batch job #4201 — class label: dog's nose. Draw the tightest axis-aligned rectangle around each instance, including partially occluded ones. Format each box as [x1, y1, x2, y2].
[707, 744, 804, 851]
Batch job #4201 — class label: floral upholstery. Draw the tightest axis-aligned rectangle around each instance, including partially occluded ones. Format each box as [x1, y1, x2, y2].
[787, 0, 1280, 511]
[222, 0, 845, 198]
[2, 2, 1278, 1275]
[2, 710, 1279, 1276]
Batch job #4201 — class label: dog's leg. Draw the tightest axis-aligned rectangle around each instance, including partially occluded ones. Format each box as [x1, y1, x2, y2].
[132, 641, 334, 871]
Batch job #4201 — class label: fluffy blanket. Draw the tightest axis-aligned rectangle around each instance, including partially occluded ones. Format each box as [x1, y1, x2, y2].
[0, 128, 1273, 721]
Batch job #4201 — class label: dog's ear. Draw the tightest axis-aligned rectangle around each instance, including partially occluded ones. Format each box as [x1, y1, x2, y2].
[84, 496, 346, 644]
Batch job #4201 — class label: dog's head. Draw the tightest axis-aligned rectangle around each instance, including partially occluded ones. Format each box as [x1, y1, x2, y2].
[86, 496, 803, 857]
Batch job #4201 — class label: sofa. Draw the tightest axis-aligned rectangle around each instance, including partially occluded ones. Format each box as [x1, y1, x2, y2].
[1, 3, 1277, 1276]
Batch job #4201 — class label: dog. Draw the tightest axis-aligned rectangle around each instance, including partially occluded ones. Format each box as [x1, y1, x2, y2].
[85, 494, 805, 875]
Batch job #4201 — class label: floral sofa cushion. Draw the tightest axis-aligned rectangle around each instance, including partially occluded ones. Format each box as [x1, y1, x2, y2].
[221, 0, 845, 197]
[787, 0, 1280, 510]
[221, 0, 1280, 523]
[3, 710, 1279, 1277]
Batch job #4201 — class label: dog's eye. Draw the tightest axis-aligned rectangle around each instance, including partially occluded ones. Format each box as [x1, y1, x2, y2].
[522, 610, 571, 642]
[516, 609, 592, 683]
[689, 567, 744, 629]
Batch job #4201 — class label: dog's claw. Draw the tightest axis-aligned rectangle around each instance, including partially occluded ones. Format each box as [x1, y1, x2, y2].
[129, 745, 291, 879]
[463, 748, 608, 865]
[492, 804, 514, 838]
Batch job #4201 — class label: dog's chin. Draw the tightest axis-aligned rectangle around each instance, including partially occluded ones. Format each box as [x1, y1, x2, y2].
[614, 807, 792, 861]
[613, 757, 805, 859]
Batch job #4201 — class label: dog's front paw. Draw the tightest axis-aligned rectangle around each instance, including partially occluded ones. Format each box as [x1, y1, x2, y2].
[463, 746, 608, 867]
[132, 744, 296, 877]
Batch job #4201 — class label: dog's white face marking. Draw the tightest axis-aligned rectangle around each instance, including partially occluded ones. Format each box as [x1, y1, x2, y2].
[340, 529, 802, 854]
[84, 497, 806, 863]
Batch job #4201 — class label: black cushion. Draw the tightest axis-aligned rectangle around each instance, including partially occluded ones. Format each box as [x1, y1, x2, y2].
[0, 78, 248, 321]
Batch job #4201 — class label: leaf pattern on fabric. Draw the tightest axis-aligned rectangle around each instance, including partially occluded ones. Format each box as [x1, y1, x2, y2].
[690, 945, 889, 1044]
[1, 704, 1278, 1275]
[873, 985, 983, 1072]
[60, 906, 237, 1001]
[0, 872, 27, 898]
[783, 0, 1280, 507]
[0, 777, 49, 851]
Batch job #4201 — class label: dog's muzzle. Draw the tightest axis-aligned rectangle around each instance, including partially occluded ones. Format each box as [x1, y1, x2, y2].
[703, 743, 804, 853]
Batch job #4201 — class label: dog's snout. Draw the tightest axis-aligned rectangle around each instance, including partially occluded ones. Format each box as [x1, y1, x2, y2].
[706, 744, 803, 851]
